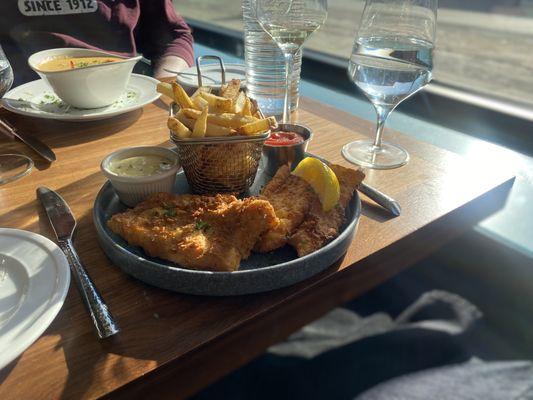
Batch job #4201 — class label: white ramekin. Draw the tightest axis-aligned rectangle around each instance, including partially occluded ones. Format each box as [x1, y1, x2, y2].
[28, 48, 141, 109]
[101, 147, 180, 207]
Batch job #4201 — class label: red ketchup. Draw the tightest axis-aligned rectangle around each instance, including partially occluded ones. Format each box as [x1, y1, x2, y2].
[265, 131, 305, 146]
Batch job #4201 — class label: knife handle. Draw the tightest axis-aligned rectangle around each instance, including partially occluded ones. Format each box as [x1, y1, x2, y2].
[359, 182, 401, 217]
[58, 239, 119, 339]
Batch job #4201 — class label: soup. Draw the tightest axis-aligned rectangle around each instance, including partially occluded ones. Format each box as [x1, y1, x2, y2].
[38, 56, 123, 72]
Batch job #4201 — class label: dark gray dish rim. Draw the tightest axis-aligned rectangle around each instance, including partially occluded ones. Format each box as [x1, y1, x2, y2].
[93, 183, 361, 278]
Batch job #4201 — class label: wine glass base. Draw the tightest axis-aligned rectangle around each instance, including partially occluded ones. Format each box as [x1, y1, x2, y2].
[342, 140, 409, 169]
[0, 154, 34, 185]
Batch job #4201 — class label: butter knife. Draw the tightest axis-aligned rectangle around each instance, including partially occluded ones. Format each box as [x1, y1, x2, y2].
[0, 118, 56, 163]
[359, 181, 401, 217]
[37, 187, 119, 339]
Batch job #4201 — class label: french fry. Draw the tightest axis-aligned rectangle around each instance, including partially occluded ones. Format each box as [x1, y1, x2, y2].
[176, 109, 196, 130]
[220, 79, 241, 100]
[208, 113, 256, 128]
[182, 108, 256, 129]
[169, 83, 271, 139]
[200, 92, 233, 113]
[181, 108, 201, 119]
[239, 116, 277, 135]
[167, 117, 191, 138]
[192, 95, 209, 111]
[191, 86, 212, 98]
[249, 99, 260, 118]
[192, 106, 208, 137]
[174, 110, 233, 137]
[233, 91, 246, 114]
[172, 82, 195, 109]
[242, 97, 253, 117]
[156, 82, 174, 100]
[205, 123, 234, 137]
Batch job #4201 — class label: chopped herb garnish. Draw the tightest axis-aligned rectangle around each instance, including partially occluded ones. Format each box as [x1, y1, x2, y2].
[164, 208, 176, 217]
[163, 204, 176, 217]
[194, 220, 211, 231]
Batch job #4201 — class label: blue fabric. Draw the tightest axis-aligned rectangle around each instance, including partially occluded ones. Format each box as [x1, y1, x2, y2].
[356, 360, 533, 400]
[192, 291, 504, 400]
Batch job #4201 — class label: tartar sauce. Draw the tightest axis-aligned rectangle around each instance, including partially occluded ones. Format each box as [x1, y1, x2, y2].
[109, 155, 173, 177]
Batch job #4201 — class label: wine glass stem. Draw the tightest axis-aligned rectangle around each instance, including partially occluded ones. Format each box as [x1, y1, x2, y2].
[283, 52, 294, 123]
[373, 105, 392, 149]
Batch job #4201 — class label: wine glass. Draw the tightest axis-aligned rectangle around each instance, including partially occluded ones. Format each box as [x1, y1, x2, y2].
[255, 0, 327, 123]
[342, 0, 437, 169]
[0, 45, 34, 185]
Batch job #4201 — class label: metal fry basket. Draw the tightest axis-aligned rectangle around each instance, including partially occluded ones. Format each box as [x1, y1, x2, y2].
[170, 56, 270, 194]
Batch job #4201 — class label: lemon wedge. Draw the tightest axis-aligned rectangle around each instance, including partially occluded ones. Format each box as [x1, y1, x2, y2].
[292, 157, 340, 211]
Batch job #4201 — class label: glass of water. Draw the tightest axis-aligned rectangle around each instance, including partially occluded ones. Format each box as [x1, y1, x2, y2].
[255, 0, 327, 123]
[0, 45, 34, 185]
[342, 0, 437, 169]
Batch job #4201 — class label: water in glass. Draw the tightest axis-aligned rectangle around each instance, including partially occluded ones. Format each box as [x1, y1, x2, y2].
[243, 0, 302, 117]
[343, 0, 437, 169]
[255, 0, 327, 123]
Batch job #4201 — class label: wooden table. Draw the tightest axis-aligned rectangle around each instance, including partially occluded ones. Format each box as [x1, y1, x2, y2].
[0, 97, 514, 399]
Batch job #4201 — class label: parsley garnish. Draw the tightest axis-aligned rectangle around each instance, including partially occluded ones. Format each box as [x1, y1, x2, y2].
[164, 209, 176, 217]
[163, 205, 176, 217]
[194, 220, 211, 231]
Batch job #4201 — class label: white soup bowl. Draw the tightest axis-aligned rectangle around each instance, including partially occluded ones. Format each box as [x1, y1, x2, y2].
[28, 48, 141, 109]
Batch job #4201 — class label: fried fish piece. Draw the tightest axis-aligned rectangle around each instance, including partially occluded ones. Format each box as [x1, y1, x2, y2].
[288, 164, 365, 257]
[107, 192, 277, 272]
[254, 165, 315, 253]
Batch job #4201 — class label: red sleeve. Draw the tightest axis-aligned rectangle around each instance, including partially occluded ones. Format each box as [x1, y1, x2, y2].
[136, 0, 194, 66]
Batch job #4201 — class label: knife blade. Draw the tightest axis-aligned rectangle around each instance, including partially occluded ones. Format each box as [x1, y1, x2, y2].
[37, 187, 76, 240]
[37, 186, 119, 339]
[0, 118, 56, 163]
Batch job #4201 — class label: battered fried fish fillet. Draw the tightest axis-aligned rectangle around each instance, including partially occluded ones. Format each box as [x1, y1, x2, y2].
[107, 192, 277, 272]
[288, 164, 365, 257]
[254, 165, 315, 253]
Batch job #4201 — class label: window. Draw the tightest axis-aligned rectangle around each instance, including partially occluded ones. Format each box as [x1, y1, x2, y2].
[175, 0, 533, 111]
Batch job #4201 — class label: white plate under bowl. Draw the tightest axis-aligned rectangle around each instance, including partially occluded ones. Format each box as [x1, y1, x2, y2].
[0, 74, 161, 121]
[0, 228, 70, 370]
[177, 63, 246, 89]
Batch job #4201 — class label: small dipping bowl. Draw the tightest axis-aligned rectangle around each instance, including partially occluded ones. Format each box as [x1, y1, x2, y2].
[262, 123, 313, 177]
[101, 146, 180, 207]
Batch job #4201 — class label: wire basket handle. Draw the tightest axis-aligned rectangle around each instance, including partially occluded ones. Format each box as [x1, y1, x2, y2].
[195, 55, 226, 88]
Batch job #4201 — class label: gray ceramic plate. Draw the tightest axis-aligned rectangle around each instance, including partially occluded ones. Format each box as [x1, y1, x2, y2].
[93, 165, 361, 296]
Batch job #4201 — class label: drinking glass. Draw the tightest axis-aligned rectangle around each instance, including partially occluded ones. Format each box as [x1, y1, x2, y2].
[255, 0, 327, 123]
[343, 0, 437, 169]
[0, 45, 34, 185]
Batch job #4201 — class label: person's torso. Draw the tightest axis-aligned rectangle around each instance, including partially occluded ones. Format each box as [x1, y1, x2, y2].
[0, 0, 141, 84]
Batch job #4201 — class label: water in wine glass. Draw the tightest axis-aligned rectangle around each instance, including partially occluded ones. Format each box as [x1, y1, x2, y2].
[255, 0, 327, 122]
[343, 0, 437, 169]
[0, 59, 14, 97]
[261, 21, 322, 53]
[349, 37, 433, 107]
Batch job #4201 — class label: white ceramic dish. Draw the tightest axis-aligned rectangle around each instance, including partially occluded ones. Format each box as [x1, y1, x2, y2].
[28, 48, 142, 108]
[1, 74, 160, 121]
[101, 146, 180, 207]
[0, 228, 70, 370]
[177, 63, 246, 90]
